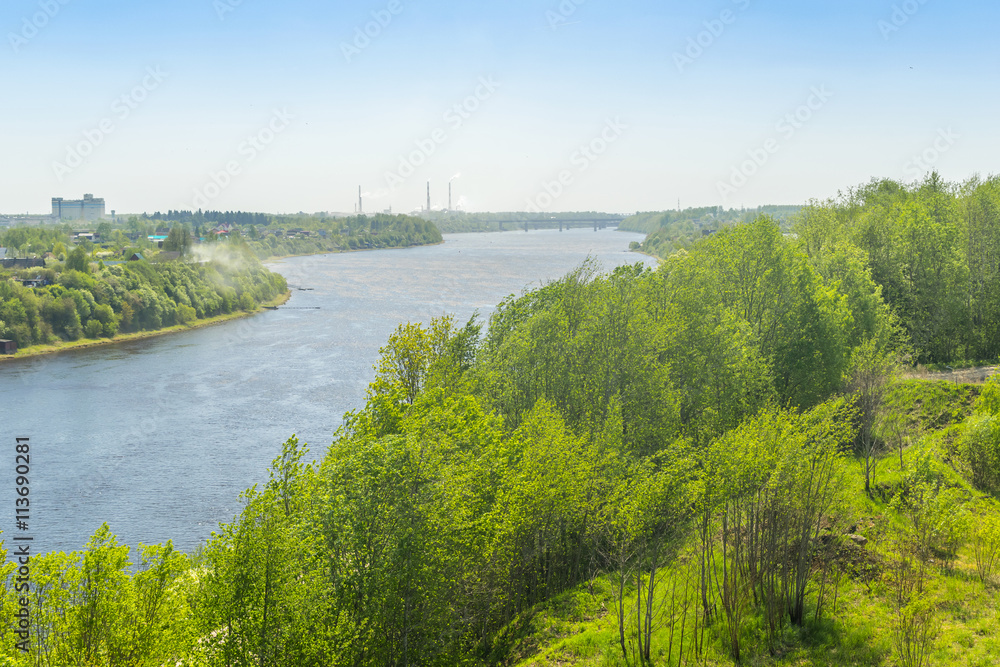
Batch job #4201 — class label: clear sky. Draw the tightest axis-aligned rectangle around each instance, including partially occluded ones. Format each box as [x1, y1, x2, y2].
[2, 0, 997, 215]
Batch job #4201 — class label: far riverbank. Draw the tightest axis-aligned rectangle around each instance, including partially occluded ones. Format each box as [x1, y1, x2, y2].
[0, 290, 291, 363]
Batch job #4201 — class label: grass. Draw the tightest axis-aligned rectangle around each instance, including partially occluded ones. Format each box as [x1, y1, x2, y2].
[882, 379, 980, 435]
[0, 290, 290, 363]
[502, 378, 1000, 667]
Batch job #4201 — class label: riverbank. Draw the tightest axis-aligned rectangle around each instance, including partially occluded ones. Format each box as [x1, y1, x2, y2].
[628, 247, 662, 262]
[261, 240, 446, 263]
[1, 240, 443, 363]
[0, 290, 291, 363]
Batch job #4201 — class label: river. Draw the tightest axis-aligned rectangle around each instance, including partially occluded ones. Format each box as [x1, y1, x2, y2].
[2, 229, 654, 555]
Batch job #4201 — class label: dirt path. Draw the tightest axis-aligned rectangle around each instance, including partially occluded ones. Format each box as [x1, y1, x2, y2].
[903, 365, 998, 384]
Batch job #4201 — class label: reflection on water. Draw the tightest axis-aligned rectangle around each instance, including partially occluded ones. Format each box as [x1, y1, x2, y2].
[2, 229, 654, 554]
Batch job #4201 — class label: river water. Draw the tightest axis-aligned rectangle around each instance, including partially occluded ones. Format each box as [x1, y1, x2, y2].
[2, 229, 654, 555]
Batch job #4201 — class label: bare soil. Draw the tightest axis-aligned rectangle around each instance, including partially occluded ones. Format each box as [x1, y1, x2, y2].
[903, 365, 998, 384]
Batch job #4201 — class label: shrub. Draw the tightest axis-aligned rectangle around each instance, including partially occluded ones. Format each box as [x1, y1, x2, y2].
[176, 304, 197, 325]
[892, 595, 937, 667]
[977, 375, 1000, 416]
[957, 414, 1000, 495]
[84, 319, 102, 339]
[972, 514, 1000, 584]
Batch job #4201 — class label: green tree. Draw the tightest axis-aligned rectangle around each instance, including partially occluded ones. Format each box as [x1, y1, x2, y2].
[198, 487, 298, 666]
[163, 225, 192, 253]
[65, 246, 90, 273]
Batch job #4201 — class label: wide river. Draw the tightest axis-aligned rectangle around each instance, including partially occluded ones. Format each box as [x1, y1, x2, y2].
[3, 229, 654, 555]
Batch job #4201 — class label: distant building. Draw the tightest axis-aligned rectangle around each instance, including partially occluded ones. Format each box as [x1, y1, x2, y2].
[52, 194, 106, 221]
[0, 340, 16, 355]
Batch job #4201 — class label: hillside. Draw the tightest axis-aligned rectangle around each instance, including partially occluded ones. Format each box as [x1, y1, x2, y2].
[501, 377, 1000, 667]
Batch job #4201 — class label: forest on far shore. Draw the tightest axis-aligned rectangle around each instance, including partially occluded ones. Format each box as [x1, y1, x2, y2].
[0, 243, 287, 353]
[634, 173, 1000, 365]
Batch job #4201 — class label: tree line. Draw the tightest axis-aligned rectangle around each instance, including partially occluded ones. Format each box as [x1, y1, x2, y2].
[623, 206, 802, 259]
[0, 246, 287, 351]
[240, 213, 442, 259]
[421, 210, 625, 234]
[795, 172, 1000, 364]
[150, 210, 274, 226]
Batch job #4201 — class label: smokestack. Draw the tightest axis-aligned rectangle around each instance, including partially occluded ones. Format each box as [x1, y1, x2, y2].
[449, 181, 452, 211]
[427, 181, 431, 213]
[359, 186, 363, 214]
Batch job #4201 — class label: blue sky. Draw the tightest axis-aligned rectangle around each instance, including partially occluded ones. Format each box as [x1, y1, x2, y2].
[2, 0, 997, 214]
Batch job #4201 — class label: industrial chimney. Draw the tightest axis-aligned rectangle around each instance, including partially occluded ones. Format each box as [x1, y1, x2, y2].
[358, 186, 363, 214]
[426, 181, 431, 213]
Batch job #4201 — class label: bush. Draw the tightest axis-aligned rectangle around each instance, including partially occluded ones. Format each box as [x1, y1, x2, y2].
[957, 414, 1000, 495]
[892, 595, 937, 667]
[977, 375, 1000, 416]
[176, 304, 197, 325]
[84, 319, 103, 338]
[972, 514, 1000, 584]
[58, 269, 96, 291]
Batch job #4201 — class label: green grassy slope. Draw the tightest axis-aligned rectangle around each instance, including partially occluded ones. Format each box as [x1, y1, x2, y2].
[499, 379, 1000, 667]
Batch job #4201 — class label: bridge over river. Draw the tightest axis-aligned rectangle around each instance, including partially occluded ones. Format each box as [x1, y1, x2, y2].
[497, 217, 625, 232]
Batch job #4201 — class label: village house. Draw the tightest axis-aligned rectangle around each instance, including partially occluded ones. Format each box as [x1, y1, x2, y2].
[20, 276, 49, 288]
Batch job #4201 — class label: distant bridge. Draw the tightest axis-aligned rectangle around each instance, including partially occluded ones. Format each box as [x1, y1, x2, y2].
[497, 217, 626, 232]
